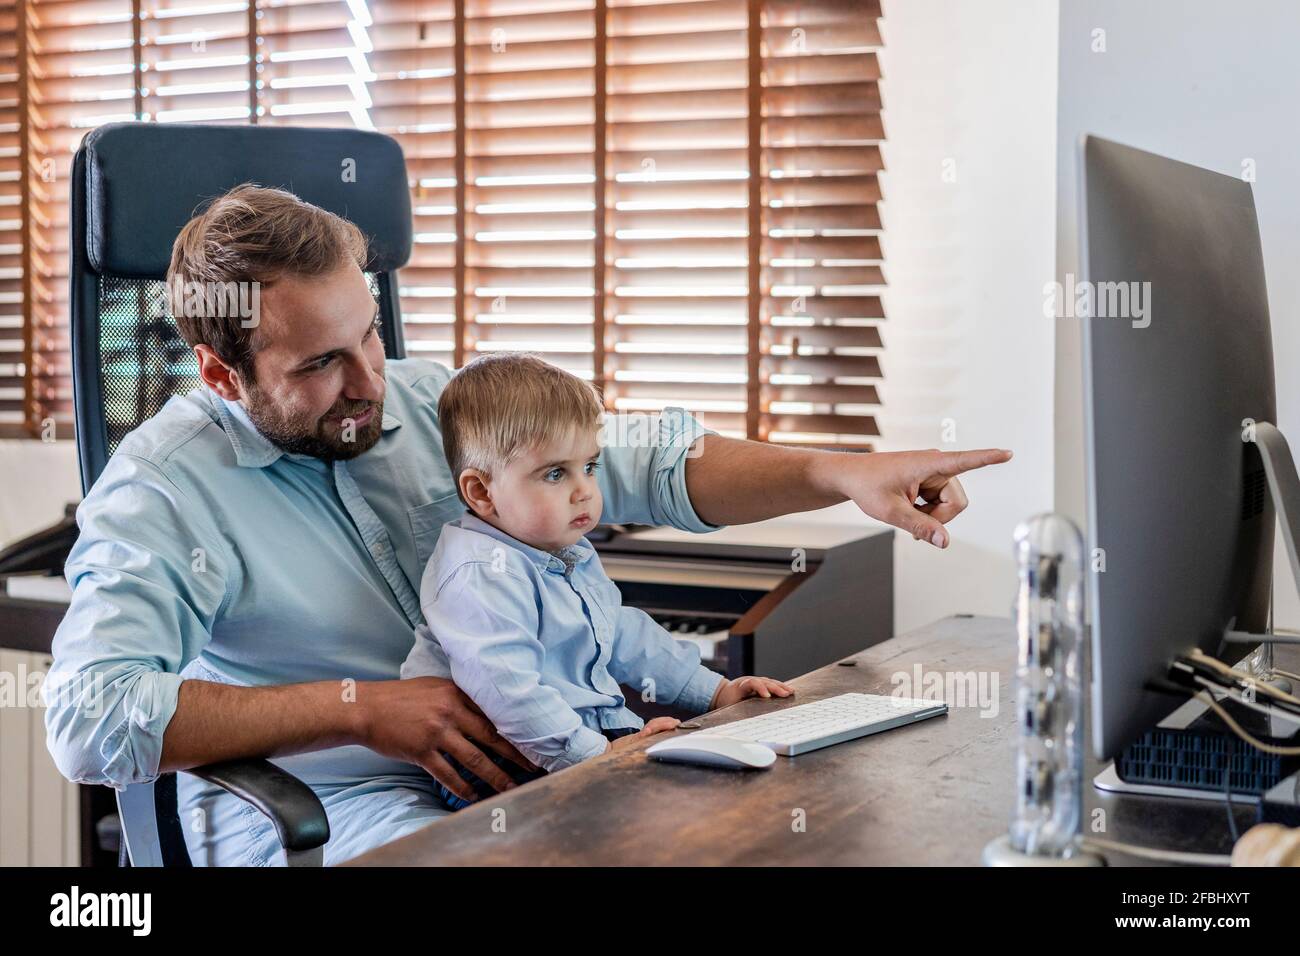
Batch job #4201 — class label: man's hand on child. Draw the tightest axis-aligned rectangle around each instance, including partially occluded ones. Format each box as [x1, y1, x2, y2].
[709, 676, 795, 710]
[354, 676, 536, 803]
[607, 716, 681, 753]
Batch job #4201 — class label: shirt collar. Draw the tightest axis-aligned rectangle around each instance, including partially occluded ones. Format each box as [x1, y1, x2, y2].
[456, 512, 596, 574]
[209, 388, 402, 469]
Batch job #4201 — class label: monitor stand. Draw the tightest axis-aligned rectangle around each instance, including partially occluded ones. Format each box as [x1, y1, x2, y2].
[1222, 422, 1300, 667]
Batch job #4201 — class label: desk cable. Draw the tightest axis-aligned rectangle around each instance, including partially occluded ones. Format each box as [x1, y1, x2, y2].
[1193, 687, 1300, 756]
[1187, 648, 1300, 719]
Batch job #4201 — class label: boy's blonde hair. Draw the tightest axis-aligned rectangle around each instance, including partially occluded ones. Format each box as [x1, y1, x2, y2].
[439, 353, 605, 502]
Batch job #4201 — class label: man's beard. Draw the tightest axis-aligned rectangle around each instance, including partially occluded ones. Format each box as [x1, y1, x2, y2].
[242, 383, 385, 462]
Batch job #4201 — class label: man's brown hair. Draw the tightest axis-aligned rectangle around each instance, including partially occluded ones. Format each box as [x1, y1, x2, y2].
[166, 183, 368, 381]
[439, 353, 605, 505]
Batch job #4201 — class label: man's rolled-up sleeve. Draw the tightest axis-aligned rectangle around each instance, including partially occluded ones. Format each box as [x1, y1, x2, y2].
[43, 454, 229, 790]
[597, 407, 721, 533]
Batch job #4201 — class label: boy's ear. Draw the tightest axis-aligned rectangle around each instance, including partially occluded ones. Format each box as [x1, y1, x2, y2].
[459, 469, 496, 518]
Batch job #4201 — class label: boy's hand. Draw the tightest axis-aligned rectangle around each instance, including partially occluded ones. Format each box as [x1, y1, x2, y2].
[710, 676, 795, 710]
[607, 716, 681, 753]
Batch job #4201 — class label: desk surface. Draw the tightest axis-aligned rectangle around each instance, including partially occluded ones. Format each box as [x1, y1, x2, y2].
[351, 613, 1262, 866]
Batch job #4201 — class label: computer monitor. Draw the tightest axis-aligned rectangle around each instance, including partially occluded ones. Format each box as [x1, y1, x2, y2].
[1079, 135, 1276, 761]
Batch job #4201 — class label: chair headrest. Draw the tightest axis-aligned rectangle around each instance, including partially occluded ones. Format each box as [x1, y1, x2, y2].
[81, 123, 413, 278]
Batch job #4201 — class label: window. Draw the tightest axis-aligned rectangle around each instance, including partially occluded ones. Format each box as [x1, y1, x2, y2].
[6, 0, 882, 449]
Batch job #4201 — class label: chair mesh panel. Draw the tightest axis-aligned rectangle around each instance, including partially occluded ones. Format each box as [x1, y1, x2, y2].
[98, 276, 202, 457]
[97, 273, 383, 457]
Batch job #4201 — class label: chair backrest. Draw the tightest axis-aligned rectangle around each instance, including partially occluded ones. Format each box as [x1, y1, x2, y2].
[71, 122, 412, 492]
[69, 123, 414, 865]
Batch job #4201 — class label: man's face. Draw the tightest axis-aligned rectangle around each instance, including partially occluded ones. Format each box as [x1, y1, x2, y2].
[238, 263, 387, 461]
[479, 426, 604, 552]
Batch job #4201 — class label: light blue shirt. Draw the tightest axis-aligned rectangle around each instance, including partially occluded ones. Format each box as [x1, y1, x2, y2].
[42, 358, 719, 865]
[402, 513, 724, 772]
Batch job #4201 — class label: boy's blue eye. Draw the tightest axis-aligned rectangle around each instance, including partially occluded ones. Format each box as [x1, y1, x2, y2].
[544, 467, 564, 482]
[584, 460, 599, 476]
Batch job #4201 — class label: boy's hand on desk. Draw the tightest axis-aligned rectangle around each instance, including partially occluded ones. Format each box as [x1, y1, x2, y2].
[607, 716, 681, 753]
[710, 676, 794, 710]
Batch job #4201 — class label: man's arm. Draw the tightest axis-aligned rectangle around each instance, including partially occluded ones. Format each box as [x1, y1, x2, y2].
[44, 453, 228, 788]
[683, 434, 1013, 548]
[597, 407, 1011, 546]
[44, 453, 523, 803]
[159, 680, 356, 768]
[158, 676, 526, 803]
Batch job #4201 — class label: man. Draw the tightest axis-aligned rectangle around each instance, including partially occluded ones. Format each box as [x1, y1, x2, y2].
[45, 185, 1011, 866]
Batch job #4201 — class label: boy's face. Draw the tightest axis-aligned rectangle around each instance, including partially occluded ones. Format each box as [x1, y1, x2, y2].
[467, 424, 604, 552]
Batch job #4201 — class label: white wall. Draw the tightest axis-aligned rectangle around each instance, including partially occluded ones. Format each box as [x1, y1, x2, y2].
[850, 0, 1058, 634]
[1054, 0, 1300, 627]
[0, 442, 81, 547]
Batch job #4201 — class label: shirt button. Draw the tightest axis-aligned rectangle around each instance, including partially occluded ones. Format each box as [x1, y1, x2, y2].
[370, 542, 386, 559]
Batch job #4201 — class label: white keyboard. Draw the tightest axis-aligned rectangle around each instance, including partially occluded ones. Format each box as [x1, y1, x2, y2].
[696, 692, 948, 756]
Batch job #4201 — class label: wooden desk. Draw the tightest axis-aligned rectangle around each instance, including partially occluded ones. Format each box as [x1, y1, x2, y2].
[350, 613, 1271, 866]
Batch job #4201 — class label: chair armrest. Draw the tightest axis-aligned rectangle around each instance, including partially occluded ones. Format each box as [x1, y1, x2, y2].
[190, 758, 330, 854]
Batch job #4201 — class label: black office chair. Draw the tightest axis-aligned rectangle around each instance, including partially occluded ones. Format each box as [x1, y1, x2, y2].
[69, 122, 413, 866]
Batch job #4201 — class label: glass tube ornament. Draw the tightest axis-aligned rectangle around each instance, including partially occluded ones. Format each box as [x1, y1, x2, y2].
[983, 514, 1103, 866]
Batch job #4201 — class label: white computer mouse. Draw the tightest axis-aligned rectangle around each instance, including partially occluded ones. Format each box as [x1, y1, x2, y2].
[646, 734, 777, 770]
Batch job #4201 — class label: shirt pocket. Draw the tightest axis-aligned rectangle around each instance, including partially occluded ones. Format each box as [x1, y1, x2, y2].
[408, 491, 466, 569]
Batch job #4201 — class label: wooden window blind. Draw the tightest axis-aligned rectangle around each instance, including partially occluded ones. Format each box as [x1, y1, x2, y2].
[10, 0, 882, 447]
[460, 0, 599, 383]
[605, 0, 752, 436]
[0, 0, 22, 436]
[374, 0, 457, 367]
[758, 0, 882, 446]
[19, 0, 128, 440]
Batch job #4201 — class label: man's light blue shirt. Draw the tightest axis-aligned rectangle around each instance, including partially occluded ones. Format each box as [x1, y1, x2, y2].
[402, 513, 724, 772]
[42, 358, 719, 865]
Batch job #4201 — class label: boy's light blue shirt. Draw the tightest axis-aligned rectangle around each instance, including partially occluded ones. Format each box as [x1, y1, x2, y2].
[402, 513, 724, 772]
[42, 357, 719, 865]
